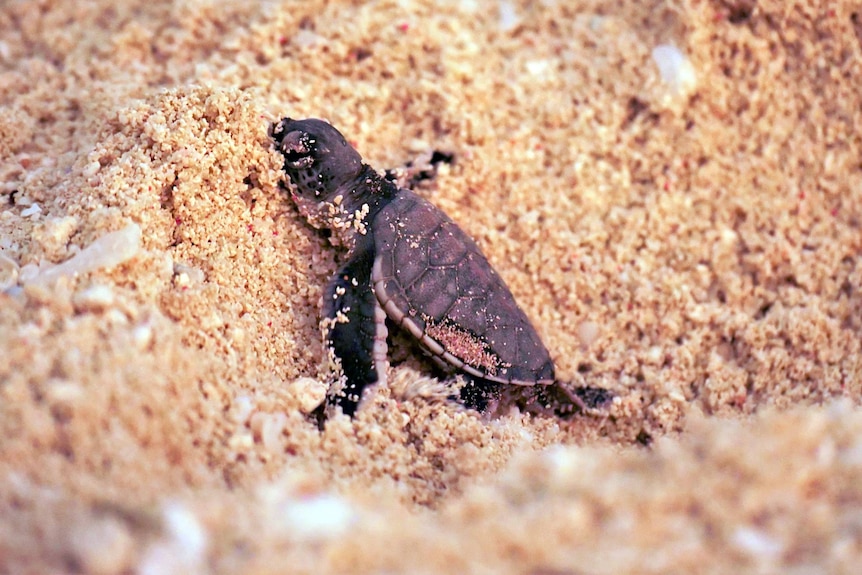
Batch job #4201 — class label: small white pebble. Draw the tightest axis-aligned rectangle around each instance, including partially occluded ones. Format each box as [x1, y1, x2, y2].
[406, 138, 430, 153]
[645, 346, 664, 364]
[282, 494, 356, 540]
[731, 526, 784, 560]
[687, 304, 709, 323]
[576, 321, 600, 347]
[21, 203, 42, 218]
[68, 516, 134, 575]
[13, 193, 33, 207]
[498, 0, 519, 31]
[164, 503, 207, 557]
[82, 160, 100, 178]
[525, 59, 551, 76]
[290, 377, 327, 414]
[293, 28, 324, 48]
[45, 378, 84, 404]
[137, 503, 209, 575]
[230, 395, 255, 424]
[104, 308, 129, 327]
[138, 503, 207, 575]
[173, 263, 205, 284]
[227, 430, 254, 451]
[132, 322, 154, 350]
[719, 227, 738, 245]
[545, 444, 576, 475]
[652, 44, 697, 97]
[72, 285, 116, 312]
[228, 326, 246, 345]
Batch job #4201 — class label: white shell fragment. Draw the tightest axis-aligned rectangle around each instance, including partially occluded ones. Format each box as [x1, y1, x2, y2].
[576, 320, 600, 347]
[67, 516, 134, 575]
[138, 503, 207, 575]
[282, 494, 356, 541]
[20, 203, 42, 218]
[651, 44, 697, 98]
[71, 284, 116, 312]
[731, 526, 785, 562]
[26, 223, 142, 287]
[498, 0, 520, 32]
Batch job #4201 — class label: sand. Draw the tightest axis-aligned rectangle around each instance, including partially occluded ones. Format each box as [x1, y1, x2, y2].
[2, 0, 862, 572]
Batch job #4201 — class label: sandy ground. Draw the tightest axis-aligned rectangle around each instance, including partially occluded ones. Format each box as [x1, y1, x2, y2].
[2, 0, 862, 573]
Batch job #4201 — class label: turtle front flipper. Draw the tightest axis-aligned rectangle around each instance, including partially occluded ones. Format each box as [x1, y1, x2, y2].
[320, 239, 388, 418]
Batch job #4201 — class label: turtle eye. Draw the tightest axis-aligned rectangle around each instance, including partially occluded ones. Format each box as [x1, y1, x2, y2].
[280, 131, 316, 169]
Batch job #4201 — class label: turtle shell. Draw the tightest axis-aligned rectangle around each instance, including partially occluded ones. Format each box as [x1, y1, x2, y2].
[371, 190, 555, 385]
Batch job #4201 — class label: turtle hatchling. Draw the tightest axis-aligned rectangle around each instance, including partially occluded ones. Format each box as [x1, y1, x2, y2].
[270, 118, 613, 420]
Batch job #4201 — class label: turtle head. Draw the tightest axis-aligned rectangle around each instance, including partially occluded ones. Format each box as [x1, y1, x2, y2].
[270, 118, 364, 200]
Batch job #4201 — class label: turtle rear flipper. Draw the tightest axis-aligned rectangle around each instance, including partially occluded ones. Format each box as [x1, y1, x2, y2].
[492, 380, 614, 419]
[568, 384, 615, 410]
[537, 382, 615, 418]
[320, 238, 388, 418]
[457, 375, 613, 418]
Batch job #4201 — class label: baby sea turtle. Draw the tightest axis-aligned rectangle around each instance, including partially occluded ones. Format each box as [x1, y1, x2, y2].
[270, 118, 612, 419]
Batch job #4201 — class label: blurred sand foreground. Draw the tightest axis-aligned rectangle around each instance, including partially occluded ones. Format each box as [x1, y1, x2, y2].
[2, 1, 862, 572]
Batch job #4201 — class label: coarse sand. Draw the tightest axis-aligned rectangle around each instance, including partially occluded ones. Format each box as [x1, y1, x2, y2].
[2, 0, 862, 572]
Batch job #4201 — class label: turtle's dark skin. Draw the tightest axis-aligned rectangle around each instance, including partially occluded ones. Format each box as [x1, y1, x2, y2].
[270, 118, 613, 420]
